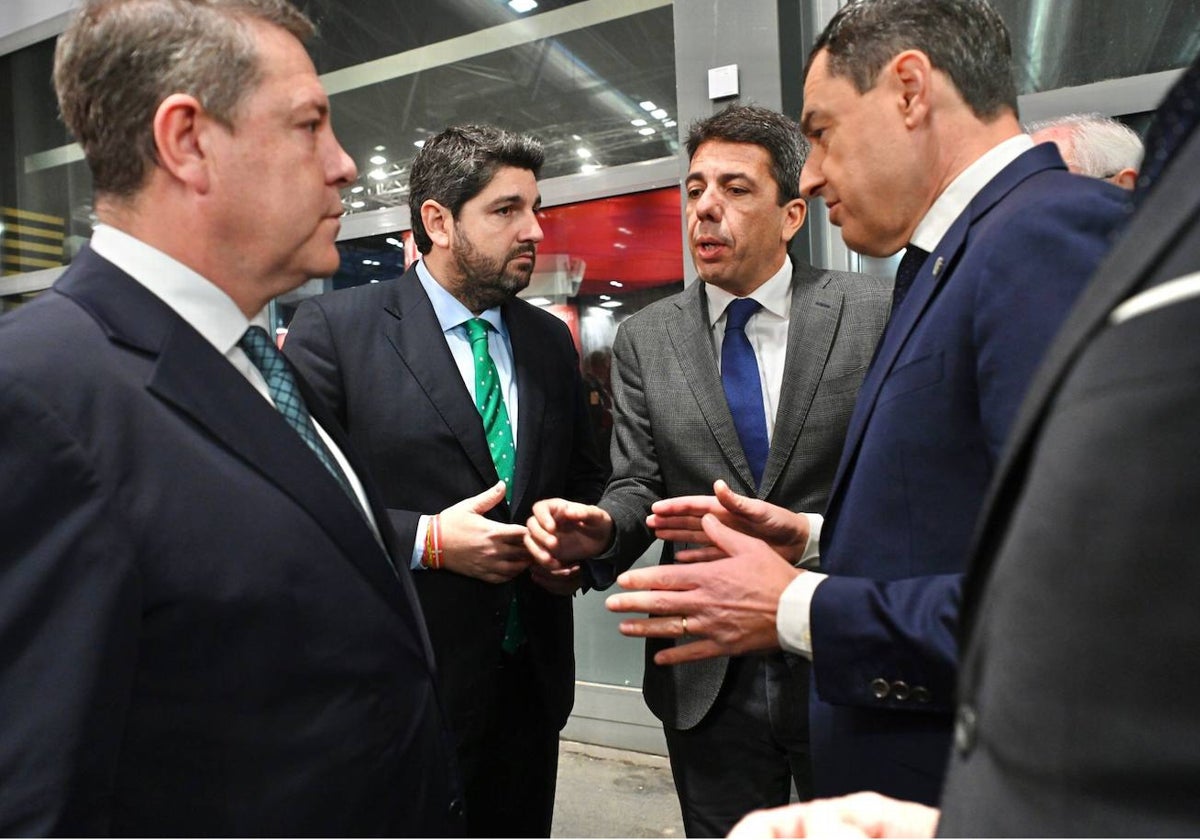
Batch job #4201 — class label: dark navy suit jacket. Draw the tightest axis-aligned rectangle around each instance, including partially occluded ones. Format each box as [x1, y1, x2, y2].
[0, 248, 462, 836]
[807, 143, 1129, 803]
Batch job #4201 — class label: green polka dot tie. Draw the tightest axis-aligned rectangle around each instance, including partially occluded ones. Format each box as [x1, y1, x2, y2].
[465, 318, 525, 652]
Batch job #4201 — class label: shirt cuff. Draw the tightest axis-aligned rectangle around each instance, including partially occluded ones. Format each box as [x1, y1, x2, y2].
[411, 514, 430, 570]
[799, 513, 823, 568]
[777, 570, 827, 658]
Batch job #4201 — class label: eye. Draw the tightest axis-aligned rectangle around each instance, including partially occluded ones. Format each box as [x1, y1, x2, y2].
[728, 186, 749, 196]
[496, 206, 513, 216]
[686, 187, 704, 199]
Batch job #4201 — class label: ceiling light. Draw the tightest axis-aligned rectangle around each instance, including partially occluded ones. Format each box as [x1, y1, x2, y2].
[600, 294, 612, 301]
[414, 140, 426, 149]
[601, 300, 623, 309]
[374, 145, 386, 152]
[639, 101, 656, 112]
[368, 168, 388, 181]
[349, 200, 366, 209]
[369, 154, 387, 165]
[609, 281, 624, 287]
[664, 120, 677, 128]
[618, 227, 632, 235]
[613, 243, 627, 249]
[638, 127, 655, 136]
[362, 259, 373, 265]
[572, 134, 582, 141]
[580, 163, 600, 174]
[651, 108, 668, 119]
[576, 147, 592, 159]
[386, 237, 404, 248]
[350, 185, 365, 194]
[630, 118, 647, 127]
[508, 0, 538, 12]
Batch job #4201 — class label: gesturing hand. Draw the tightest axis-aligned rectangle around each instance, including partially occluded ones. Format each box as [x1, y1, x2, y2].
[647, 479, 812, 563]
[525, 498, 614, 570]
[439, 481, 531, 584]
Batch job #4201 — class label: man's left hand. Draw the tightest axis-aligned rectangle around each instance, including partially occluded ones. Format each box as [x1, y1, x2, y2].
[604, 513, 801, 664]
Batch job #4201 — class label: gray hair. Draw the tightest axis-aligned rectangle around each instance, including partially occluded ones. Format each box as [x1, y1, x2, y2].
[54, 0, 315, 198]
[808, 0, 1018, 120]
[685, 104, 805, 204]
[408, 125, 545, 255]
[1025, 113, 1144, 178]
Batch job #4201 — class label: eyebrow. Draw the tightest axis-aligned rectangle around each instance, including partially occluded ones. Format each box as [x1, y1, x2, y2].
[799, 109, 819, 135]
[488, 193, 543, 210]
[686, 170, 753, 184]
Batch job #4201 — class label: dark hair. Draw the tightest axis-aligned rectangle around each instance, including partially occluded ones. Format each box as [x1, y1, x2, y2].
[55, 0, 315, 198]
[685, 104, 804, 204]
[807, 0, 1017, 120]
[408, 125, 545, 254]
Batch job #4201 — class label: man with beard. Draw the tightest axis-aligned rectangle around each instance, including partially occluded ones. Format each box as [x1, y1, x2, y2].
[284, 124, 607, 838]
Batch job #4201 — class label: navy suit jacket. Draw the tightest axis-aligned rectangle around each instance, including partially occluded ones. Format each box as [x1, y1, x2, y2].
[0, 248, 462, 835]
[283, 266, 607, 738]
[807, 143, 1128, 803]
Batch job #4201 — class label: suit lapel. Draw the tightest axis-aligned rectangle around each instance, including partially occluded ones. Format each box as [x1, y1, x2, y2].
[380, 270, 501, 502]
[825, 144, 1064, 519]
[666, 282, 759, 492]
[760, 264, 843, 499]
[57, 253, 418, 622]
[505, 300, 546, 517]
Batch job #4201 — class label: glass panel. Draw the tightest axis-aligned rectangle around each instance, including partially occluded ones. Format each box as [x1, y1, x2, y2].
[993, 0, 1200, 93]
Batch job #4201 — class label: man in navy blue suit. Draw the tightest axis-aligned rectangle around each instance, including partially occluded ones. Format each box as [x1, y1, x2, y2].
[606, 0, 1127, 805]
[0, 0, 460, 834]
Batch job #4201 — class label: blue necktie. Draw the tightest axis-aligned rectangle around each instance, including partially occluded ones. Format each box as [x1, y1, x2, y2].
[721, 298, 769, 488]
[239, 326, 364, 516]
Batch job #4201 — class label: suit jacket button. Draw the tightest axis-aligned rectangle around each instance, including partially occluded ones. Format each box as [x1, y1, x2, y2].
[891, 680, 911, 701]
[954, 704, 977, 754]
[449, 797, 464, 817]
[913, 685, 931, 704]
[870, 677, 890, 699]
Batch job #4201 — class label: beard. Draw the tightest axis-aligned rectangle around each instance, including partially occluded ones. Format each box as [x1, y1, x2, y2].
[450, 226, 536, 313]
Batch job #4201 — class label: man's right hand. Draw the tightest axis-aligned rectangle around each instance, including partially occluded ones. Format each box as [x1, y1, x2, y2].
[647, 479, 812, 563]
[525, 498, 614, 571]
[438, 481, 531, 584]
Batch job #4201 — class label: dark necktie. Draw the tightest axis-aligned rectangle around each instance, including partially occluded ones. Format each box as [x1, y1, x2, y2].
[892, 244, 930, 313]
[721, 298, 769, 488]
[464, 318, 524, 652]
[1134, 56, 1200, 205]
[239, 326, 364, 517]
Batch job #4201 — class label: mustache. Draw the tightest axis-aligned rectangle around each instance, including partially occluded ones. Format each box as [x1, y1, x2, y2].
[508, 246, 537, 264]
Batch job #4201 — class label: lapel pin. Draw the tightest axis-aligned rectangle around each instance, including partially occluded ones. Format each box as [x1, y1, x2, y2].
[931, 256, 944, 277]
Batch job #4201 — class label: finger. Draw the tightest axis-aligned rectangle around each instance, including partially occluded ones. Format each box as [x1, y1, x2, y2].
[652, 638, 726, 665]
[523, 520, 558, 563]
[647, 527, 707, 544]
[605, 588, 688, 615]
[649, 495, 718, 517]
[454, 481, 507, 515]
[615, 614, 691, 638]
[613, 564, 695, 594]
[699, 512, 766, 557]
[528, 498, 565, 532]
[673, 546, 726, 563]
[489, 523, 531, 544]
[645, 513, 705, 531]
[713, 478, 758, 518]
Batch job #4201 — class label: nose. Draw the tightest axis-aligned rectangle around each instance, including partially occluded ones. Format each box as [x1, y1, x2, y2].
[523, 210, 545, 244]
[693, 185, 722, 221]
[799, 153, 823, 199]
[327, 133, 357, 188]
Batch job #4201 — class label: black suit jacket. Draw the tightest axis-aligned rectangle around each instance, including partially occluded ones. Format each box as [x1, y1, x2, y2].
[0, 248, 462, 836]
[938, 128, 1200, 835]
[283, 265, 607, 735]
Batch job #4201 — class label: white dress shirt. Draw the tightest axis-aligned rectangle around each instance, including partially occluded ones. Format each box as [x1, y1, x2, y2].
[777, 133, 1037, 657]
[89, 224, 380, 537]
[411, 258, 520, 569]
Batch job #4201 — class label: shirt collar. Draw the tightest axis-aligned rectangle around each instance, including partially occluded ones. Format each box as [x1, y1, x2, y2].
[705, 255, 794, 326]
[89, 224, 268, 354]
[909, 134, 1035, 252]
[415, 258, 507, 337]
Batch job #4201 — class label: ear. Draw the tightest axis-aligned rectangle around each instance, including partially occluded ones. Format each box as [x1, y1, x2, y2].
[1110, 167, 1138, 190]
[152, 93, 214, 192]
[421, 200, 454, 250]
[781, 197, 807, 242]
[890, 49, 934, 129]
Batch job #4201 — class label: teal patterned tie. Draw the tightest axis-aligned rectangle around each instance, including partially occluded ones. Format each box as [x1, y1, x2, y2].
[239, 326, 364, 517]
[464, 318, 525, 652]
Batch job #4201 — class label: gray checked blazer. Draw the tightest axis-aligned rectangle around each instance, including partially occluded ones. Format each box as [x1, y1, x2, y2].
[592, 258, 891, 729]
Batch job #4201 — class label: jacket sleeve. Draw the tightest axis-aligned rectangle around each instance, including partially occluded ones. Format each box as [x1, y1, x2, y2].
[0, 376, 141, 834]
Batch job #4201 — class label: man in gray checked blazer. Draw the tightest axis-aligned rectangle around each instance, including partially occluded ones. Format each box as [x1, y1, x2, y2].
[526, 105, 890, 837]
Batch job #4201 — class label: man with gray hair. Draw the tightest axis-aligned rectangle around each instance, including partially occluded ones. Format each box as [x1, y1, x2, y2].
[1027, 112, 1144, 189]
[285, 124, 607, 838]
[0, 0, 461, 834]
